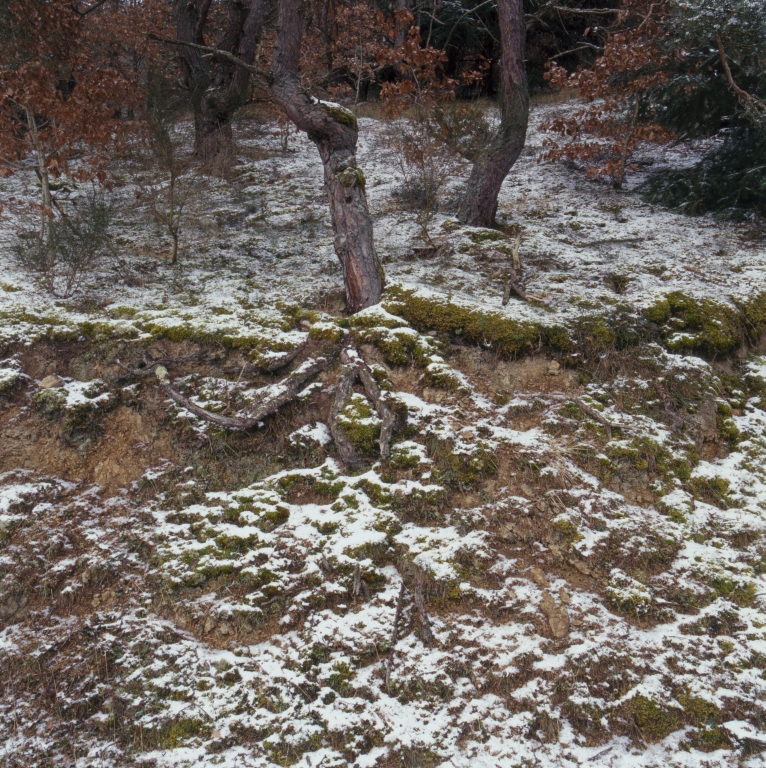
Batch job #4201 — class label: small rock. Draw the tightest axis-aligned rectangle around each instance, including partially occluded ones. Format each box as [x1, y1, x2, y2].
[546, 361, 561, 376]
[218, 622, 232, 636]
[529, 567, 550, 588]
[211, 730, 222, 740]
[39, 374, 63, 389]
[203, 617, 216, 634]
[299, 320, 312, 330]
[559, 587, 570, 605]
[540, 591, 570, 639]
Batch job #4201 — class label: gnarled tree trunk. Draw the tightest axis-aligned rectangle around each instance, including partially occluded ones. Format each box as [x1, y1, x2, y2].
[458, 0, 528, 227]
[176, 0, 265, 165]
[270, 0, 383, 312]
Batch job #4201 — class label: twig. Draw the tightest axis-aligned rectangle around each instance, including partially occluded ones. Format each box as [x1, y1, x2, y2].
[716, 35, 766, 113]
[385, 583, 406, 695]
[148, 34, 270, 81]
[656, 384, 684, 432]
[574, 397, 628, 438]
[502, 233, 526, 305]
[413, 581, 436, 646]
[114, 352, 203, 378]
[352, 562, 361, 599]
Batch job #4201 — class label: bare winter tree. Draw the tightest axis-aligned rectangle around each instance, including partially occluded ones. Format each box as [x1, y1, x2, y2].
[269, 0, 383, 311]
[176, 0, 266, 164]
[159, 0, 384, 312]
[458, 0, 528, 227]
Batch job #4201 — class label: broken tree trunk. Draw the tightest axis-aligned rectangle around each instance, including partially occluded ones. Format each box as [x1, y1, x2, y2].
[176, 0, 265, 165]
[458, 0, 528, 227]
[270, 0, 383, 312]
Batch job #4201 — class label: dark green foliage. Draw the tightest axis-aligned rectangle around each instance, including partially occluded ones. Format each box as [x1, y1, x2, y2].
[641, 128, 766, 218]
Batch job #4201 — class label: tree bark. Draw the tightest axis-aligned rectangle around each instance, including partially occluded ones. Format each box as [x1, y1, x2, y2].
[270, 0, 383, 312]
[25, 106, 52, 245]
[458, 0, 528, 227]
[176, 0, 265, 165]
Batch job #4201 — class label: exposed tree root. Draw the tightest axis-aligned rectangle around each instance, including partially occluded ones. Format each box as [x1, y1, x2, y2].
[116, 345, 338, 431]
[222, 339, 312, 376]
[114, 351, 204, 378]
[330, 344, 398, 465]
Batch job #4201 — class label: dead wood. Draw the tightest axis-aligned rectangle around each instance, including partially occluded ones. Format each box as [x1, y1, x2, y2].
[222, 339, 312, 376]
[330, 350, 363, 467]
[114, 352, 204, 378]
[356, 363, 396, 460]
[352, 561, 361, 599]
[574, 397, 629, 438]
[413, 580, 436, 646]
[119, 349, 337, 431]
[656, 384, 685, 432]
[385, 582, 407, 695]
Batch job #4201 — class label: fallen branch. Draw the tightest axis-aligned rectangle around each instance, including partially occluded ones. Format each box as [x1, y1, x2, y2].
[137, 352, 335, 431]
[574, 397, 629, 438]
[413, 580, 436, 646]
[114, 352, 204, 378]
[385, 583, 406, 695]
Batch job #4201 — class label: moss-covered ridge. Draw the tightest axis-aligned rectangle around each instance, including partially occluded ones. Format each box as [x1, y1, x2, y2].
[384, 284, 766, 361]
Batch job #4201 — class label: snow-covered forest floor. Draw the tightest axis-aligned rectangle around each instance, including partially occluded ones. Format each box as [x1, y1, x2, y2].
[0, 102, 765, 768]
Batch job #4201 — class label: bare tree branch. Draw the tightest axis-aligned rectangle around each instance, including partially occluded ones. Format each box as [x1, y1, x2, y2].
[148, 34, 270, 81]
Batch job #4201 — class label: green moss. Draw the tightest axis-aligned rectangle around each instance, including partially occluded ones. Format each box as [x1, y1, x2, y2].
[32, 388, 66, 417]
[711, 576, 756, 607]
[441, 219, 460, 232]
[156, 717, 211, 749]
[689, 475, 733, 507]
[327, 661, 354, 697]
[321, 102, 358, 129]
[737, 290, 766, 340]
[470, 228, 505, 244]
[338, 393, 381, 455]
[644, 298, 671, 324]
[424, 362, 460, 390]
[430, 442, 498, 489]
[0, 369, 21, 396]
[632, 695, 679, 742]
[549, 517, 584, 549]
[383, 285, 541, 358]
[647, 291, 742, 356]
[388, 443, 423, 471]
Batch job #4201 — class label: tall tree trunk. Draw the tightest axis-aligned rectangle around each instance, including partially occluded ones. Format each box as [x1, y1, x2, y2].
[458, 0, 528, 227]
[176, 0, 265, 165]
[270, 0, 383, 313]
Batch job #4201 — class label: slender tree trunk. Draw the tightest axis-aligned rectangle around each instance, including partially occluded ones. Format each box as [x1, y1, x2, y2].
[270, 0, 383, 312]
[458, 0, 528, 227]
[25, 106, 52, 245]
[176, 0, 265, 165]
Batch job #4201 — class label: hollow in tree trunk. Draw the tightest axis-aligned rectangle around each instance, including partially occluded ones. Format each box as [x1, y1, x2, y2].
[176, 0, 265, 166]
[269, 0, 384, 313]
[458, 0, 528, 227]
